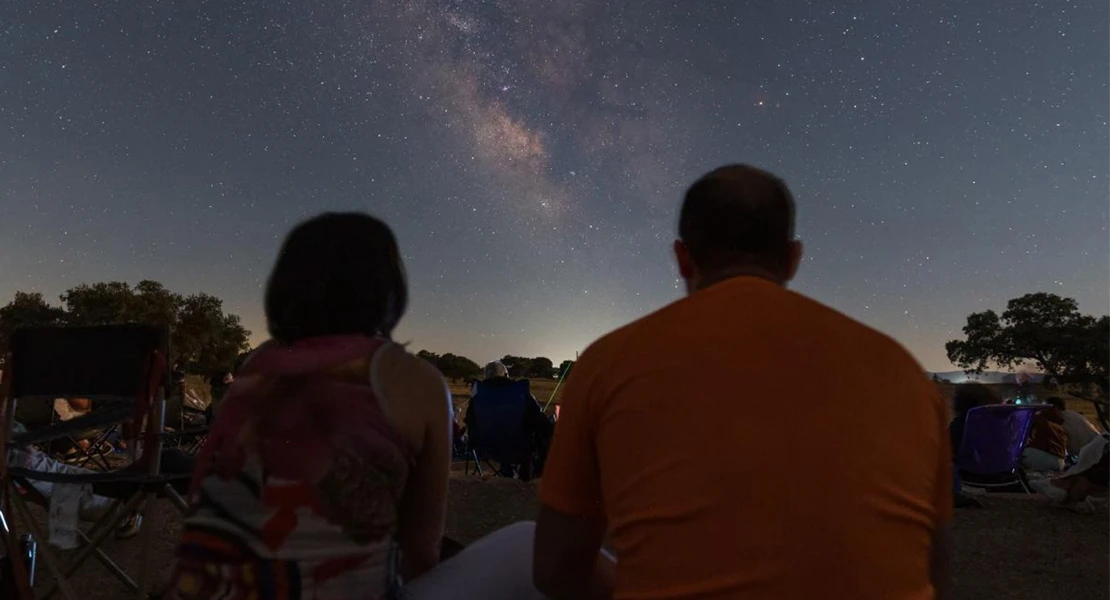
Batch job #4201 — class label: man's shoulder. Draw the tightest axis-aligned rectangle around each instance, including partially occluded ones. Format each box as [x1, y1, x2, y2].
[785, 293, 934, 386]
[576, 319, 643, 370]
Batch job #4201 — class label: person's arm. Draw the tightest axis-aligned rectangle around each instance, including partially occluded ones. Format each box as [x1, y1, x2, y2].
[525, 393, 552, 428]
[534, 352, 611, 599]
[535, 505, 613, 600]
[463, 402, 477, 445]
[394, 357, 453, 581]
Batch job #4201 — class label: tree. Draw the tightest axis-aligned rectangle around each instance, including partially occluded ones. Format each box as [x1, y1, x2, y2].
[174, 293, 250, 374]
[439, 353, 481, 381]
[61, 281, 137, 325]
[0, 292, 67, 355]
[946, 293, 1108, 400]
[558, 360, 575, 377]
[526, 356, 555, 379]
[500, 355, 531, 377]
[0, 281, 249, 375]
[415, 350, 481, 381]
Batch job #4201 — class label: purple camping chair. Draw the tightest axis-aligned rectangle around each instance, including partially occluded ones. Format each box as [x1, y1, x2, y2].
[956, 404, 1041, 493]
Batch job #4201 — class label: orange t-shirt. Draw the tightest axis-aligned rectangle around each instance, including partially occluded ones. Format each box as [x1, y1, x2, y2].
[540, 276, 952, 600]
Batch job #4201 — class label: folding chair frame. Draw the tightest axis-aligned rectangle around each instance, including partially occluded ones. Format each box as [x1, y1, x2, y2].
[956, 404, 1040, 495]
[957, 468, 1034, 494]
[466, 446, 538, 479]
[0, 326, 188, 600]
[58, 422, 118, 472]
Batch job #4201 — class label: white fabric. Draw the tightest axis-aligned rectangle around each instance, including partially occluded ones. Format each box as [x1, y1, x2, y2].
[52, 398, 87, 422]
[1022, 447, 1065, 472]
[1062, 434, 1109, 479]
[8, 446, 114, 521]
[1059, 410, 1101, 456]
[405, 521, 546, 600]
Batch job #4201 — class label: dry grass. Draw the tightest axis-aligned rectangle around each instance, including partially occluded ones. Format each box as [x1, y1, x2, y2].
[11, 478, 1107, 600]
[11, 380, 1106, 599]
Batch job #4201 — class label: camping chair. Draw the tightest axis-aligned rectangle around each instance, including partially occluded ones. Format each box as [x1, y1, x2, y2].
[956, 404, 1041, 494]
[466, 379, 537, 478]
[11, 398, 118, 472]
[161, 380, 209, 456]
[0, 325, 190, 600]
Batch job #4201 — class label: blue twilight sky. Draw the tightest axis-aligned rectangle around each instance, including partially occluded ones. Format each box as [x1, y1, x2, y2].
[1, 0, 1107, 370]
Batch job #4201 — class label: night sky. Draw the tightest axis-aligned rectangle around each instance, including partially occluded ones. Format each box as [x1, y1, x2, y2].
[1, 1, 1106, 370]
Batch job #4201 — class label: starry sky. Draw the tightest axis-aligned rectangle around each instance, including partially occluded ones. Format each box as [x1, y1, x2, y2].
[1, 1, 1107, 371]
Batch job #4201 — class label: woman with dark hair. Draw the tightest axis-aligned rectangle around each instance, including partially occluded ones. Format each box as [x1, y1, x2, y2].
[165, 213, 543, 599]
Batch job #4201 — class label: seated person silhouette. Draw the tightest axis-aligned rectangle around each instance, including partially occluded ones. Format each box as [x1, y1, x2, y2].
[1045, 396, 1101, 459]
[1032, 433, 1110, 512]
[465, 361, 554, 480]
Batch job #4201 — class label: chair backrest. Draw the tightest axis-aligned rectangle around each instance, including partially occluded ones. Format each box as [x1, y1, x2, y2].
[11, 396, 55, 430]
[6, 325, 170, 460]
[956, 404, 1041, 476]
[10, 325, 169, 401]
[469, 379, 533, 463]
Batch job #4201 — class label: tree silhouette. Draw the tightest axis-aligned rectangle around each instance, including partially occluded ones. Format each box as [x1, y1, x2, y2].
[0, 281, 249, 374]
[0, 292, 67, 355]
[946, 293, 1108, 401]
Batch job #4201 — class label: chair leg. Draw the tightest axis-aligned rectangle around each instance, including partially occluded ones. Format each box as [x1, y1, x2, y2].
[0, 506, 34, 600]
[162, 483, 189, 514]
[79, 528, 138, 593]
[135, 493, 157, 600]
[41, 492, 144, 600]
[7, 484, 80, 600]
[469, 451, 482, 476]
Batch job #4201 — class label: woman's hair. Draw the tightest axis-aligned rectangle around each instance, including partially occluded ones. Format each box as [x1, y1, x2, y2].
[265, 212, 408, 342]
[952, 383, 1002, 416]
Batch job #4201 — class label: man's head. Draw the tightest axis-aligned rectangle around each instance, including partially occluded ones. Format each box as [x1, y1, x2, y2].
[483, 361, 509, 380]
[675, 164, 803, 292]
[1045, 396, 1066, 412]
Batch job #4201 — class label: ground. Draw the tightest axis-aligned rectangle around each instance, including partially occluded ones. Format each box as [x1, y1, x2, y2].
[11, 476, 1108, 600]
[11, 380, 1107, 598]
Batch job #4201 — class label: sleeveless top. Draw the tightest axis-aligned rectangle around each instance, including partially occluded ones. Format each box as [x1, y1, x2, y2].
[165, 335, 413, 600]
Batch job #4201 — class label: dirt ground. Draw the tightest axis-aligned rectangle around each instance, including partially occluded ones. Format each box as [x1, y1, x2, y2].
[10, 380, 1105, 598]
[8, 476, 1107, 600]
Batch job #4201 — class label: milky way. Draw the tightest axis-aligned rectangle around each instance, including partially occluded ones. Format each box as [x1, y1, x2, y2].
[0, 1, 1106, 368]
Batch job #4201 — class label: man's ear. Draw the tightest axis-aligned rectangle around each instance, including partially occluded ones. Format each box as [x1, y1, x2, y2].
[674, 240, 695, 280]
[784, 240, 804, 282]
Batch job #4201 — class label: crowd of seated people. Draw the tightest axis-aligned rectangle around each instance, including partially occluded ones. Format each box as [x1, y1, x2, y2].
[1031, 433, 1110, 511]
[153, 165, 959, 600]
[1013, 395, 1101, 472]
[5, 164, 1102, 599]
[948, 384, 1101, 470]
[1047, 396, 1101, 457]
[946, 381, 1106, 515]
